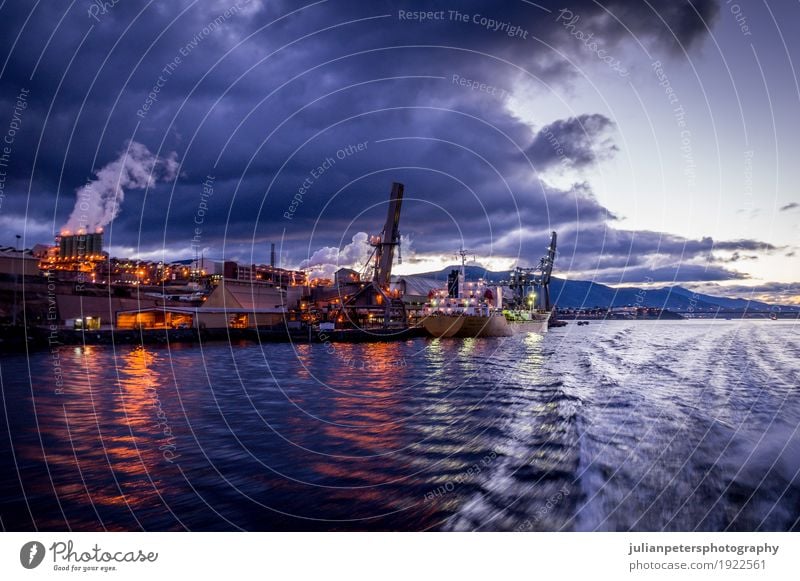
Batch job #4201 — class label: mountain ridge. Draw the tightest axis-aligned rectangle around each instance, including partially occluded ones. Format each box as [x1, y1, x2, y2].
[395, 265, 797, 311]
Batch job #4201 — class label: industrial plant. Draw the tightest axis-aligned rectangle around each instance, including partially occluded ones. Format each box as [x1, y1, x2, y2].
[1, 175, 788, 351]
[0, 181, 569, 346]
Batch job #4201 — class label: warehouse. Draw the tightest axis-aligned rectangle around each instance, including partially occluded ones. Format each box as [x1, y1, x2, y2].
[115, 278, 287, 330]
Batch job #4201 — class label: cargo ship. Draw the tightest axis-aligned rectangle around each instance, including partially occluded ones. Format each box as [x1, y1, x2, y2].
[421, 279, 508, 338]
[421, 233, 557, 339]
[422, 309, 550, 338]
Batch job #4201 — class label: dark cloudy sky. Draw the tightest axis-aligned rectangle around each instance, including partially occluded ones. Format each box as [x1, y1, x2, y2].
[0, 0, 798, 302]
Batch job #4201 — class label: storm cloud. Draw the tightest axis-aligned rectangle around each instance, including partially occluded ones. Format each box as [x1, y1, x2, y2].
[2, 0, 774, 286]
[526, 114, 618, 170]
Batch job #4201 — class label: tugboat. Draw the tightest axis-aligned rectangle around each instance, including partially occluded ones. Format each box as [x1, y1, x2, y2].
[421, 232, 558, 338]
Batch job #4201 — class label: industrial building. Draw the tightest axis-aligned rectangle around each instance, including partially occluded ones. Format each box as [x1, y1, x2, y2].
[56, 294, 167, 330]
[0, 247, 41, 277]
[58, 231, 103, 259]
[38, 231, 107, 278]
[390, 276, 442, 305]
[115, 278, 288, 330]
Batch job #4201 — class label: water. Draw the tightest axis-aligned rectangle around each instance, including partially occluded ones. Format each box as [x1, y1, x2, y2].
[1, 320, 799, 531]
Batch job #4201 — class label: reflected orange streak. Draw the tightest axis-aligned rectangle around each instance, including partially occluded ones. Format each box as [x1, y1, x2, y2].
[33, 346, 179, 513]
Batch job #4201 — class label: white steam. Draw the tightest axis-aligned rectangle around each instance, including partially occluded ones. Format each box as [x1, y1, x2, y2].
[298, 232, 414, 280]
[62, 140, 179, 234]
[299, 232, 372, 280]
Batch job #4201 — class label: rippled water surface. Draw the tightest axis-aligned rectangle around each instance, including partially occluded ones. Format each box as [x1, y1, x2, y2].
[1, 320, 799, 531]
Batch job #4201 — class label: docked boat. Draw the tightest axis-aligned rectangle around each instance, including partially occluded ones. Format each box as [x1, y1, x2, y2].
[422, 311, 506, 338]
[420, 271, 507, 338]
[420, 239, 556, 339]
[422, 308, 550, 338]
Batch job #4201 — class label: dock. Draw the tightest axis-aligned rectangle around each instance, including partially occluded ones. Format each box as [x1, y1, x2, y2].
[1, 324, 426, 352]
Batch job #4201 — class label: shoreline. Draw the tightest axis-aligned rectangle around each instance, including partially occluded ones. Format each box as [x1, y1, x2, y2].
[0, 324, 428, 352]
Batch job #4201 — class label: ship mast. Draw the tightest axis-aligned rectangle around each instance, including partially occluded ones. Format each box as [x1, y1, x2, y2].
[455, 248, 473, 298]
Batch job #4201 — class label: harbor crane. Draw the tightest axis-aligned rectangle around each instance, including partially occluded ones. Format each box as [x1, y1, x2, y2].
[370, 181, 404, 289]
[342, 182, 407, 328]
[509, 231, 557, 310]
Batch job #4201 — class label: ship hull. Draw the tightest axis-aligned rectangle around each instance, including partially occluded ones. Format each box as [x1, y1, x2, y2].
[507, 315, 549, 335]
[420, 314, 467, 338]
[422, 311, 550, 338]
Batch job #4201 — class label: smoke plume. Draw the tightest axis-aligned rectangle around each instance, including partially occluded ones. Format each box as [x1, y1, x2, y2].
[62, 140, 179, 234]
[299, 232, 372, 281]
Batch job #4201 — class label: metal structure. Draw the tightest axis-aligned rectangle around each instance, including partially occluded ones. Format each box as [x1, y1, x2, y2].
[508, 231, 557, 310]
[341, 182, 407, 328]
[370, 181, 404, 288]
[57, 232, 103, 260]
[446, 248, 474, 297]
[455, 248, 474, 268]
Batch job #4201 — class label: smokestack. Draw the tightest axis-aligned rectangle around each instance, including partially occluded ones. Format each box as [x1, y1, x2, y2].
[65, 234, 75, 258]
[89, 232, 103, 256]
[55, 232, 103, 259]
[270, 243, 276, 268]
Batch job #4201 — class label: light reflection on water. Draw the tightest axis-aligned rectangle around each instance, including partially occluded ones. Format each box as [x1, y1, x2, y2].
[1, 321, 799, 531]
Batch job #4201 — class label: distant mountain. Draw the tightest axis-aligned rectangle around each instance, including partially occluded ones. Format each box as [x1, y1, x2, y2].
[397, 265, 798, 312]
